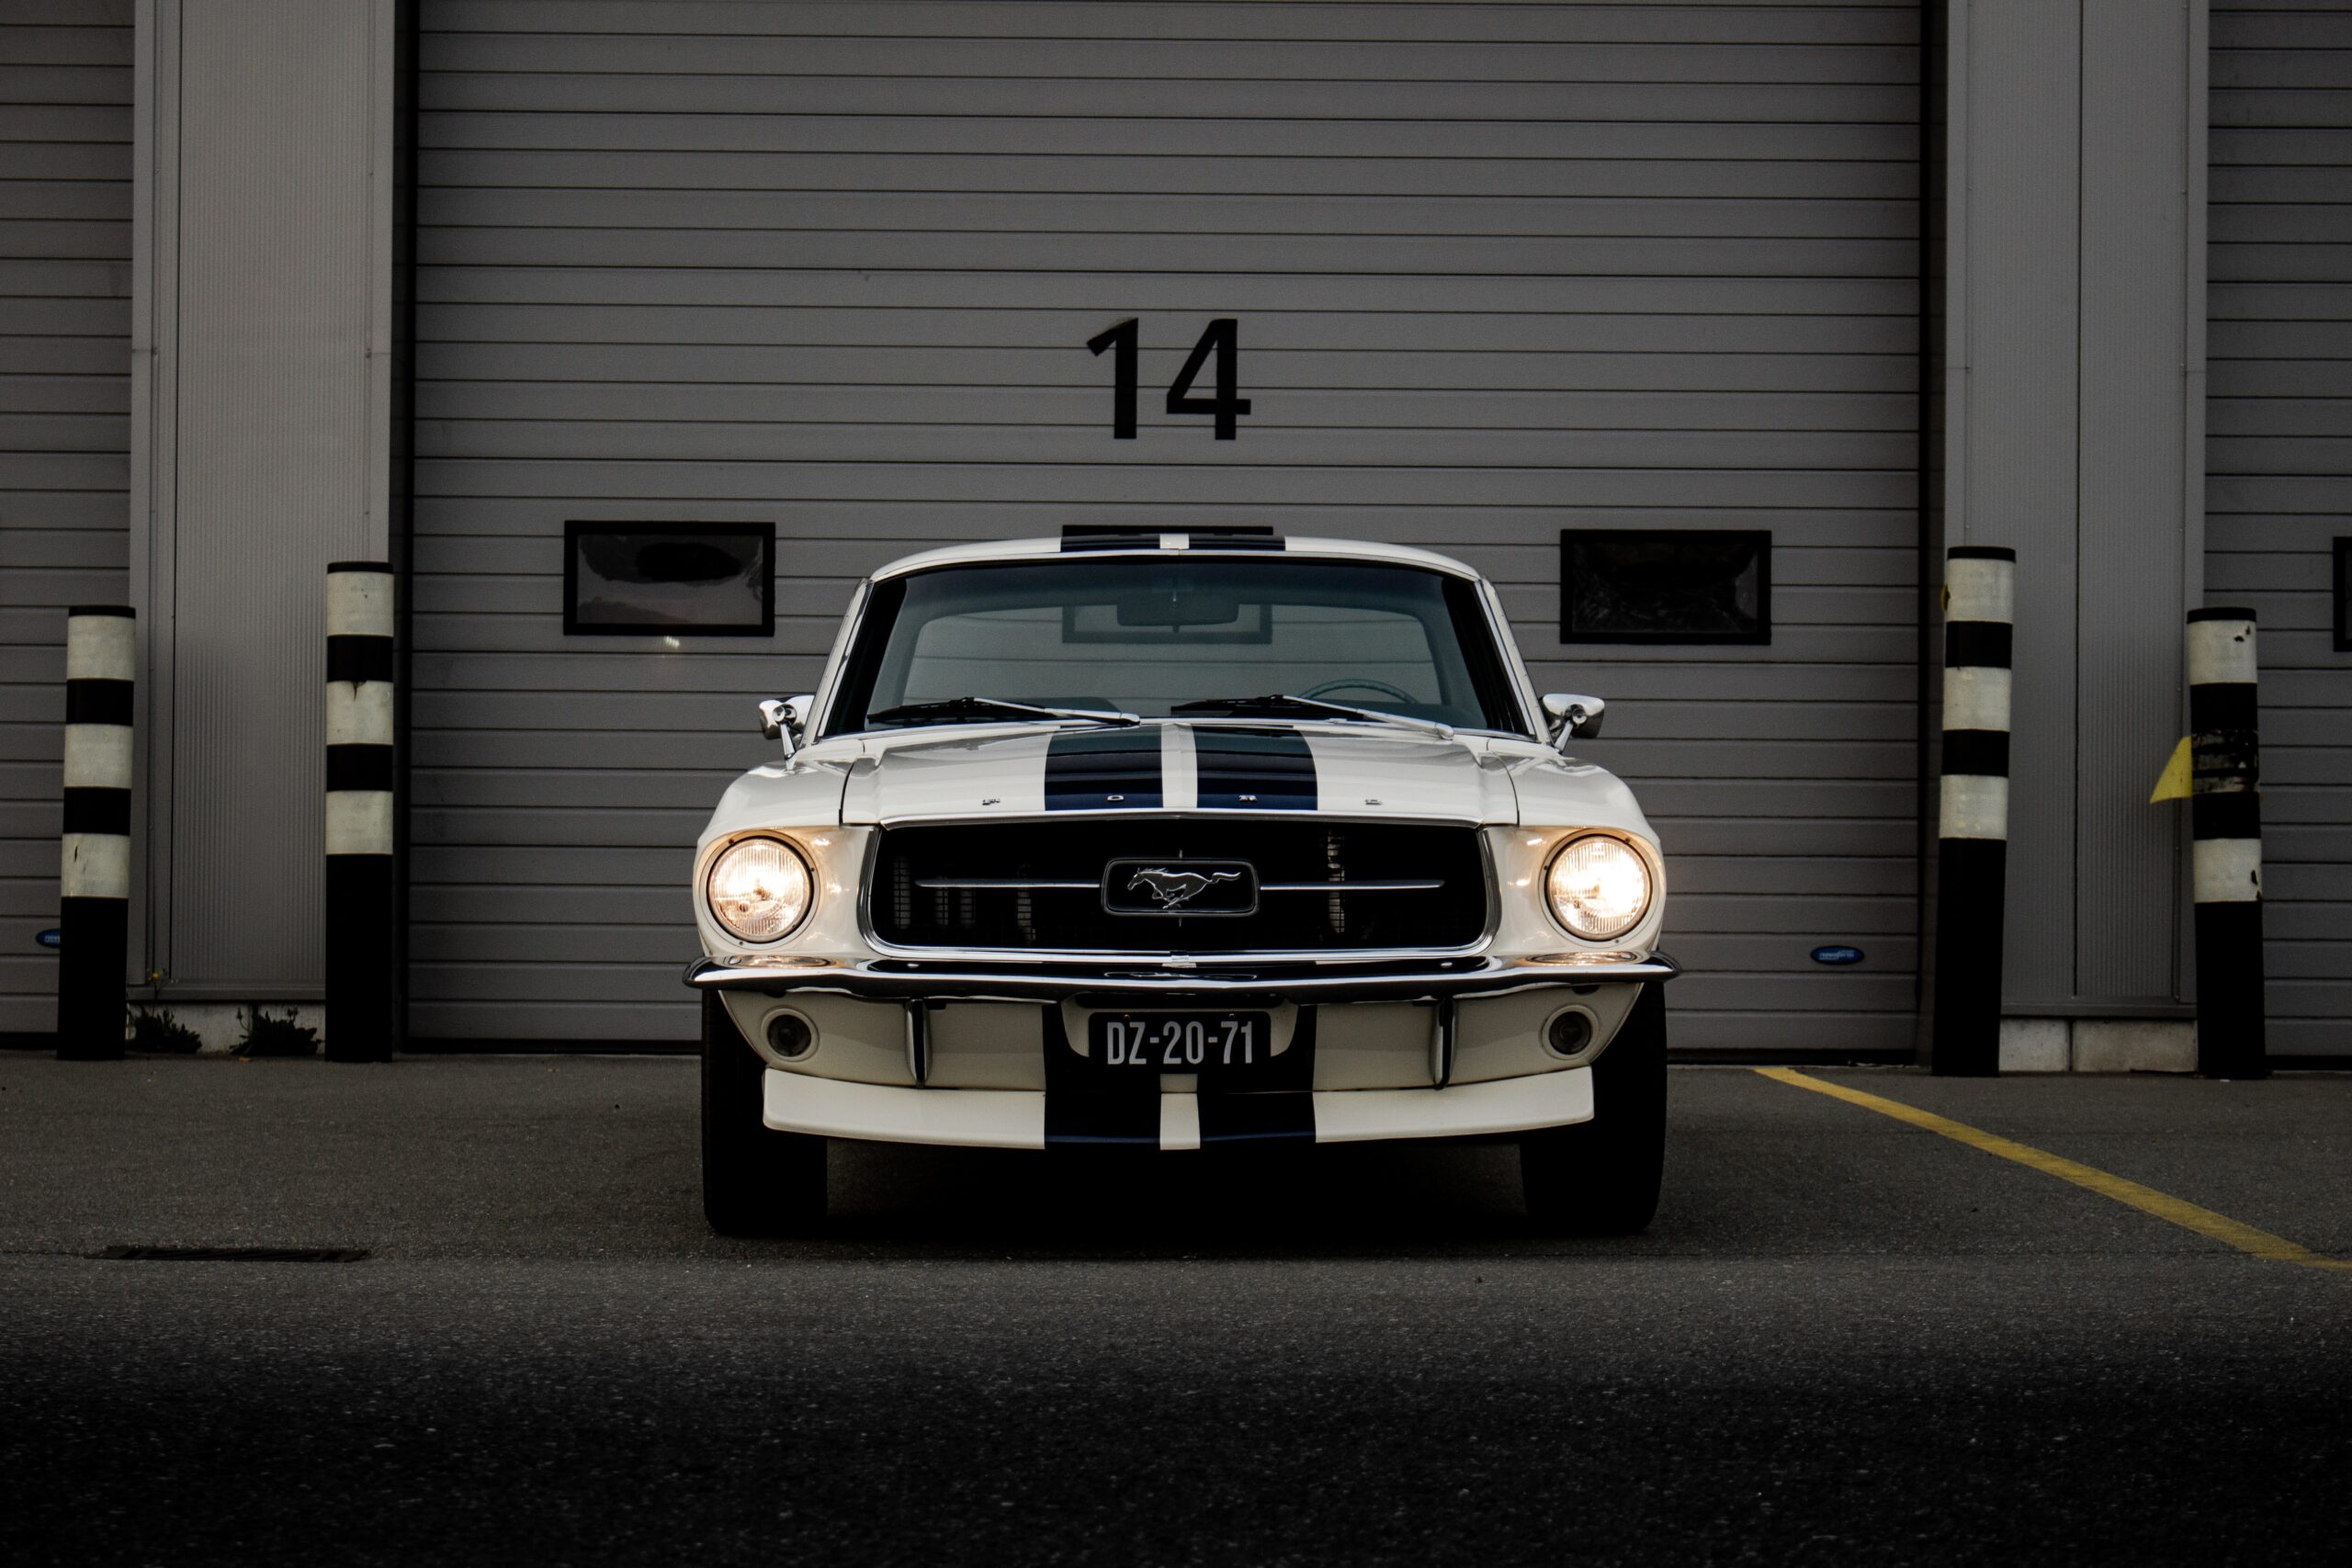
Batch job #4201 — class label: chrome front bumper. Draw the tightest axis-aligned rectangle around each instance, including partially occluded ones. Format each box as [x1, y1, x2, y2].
[684, 950, 1679, 1004]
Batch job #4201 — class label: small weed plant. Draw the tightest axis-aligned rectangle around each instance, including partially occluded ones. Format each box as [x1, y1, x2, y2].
[128, 1007, 202, 1054]
[237, 1006, 320, 1058]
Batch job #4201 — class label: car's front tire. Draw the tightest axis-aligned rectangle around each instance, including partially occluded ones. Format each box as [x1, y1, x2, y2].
[1519, 983, 1668, 1235]
[701, 990, 827, 1235]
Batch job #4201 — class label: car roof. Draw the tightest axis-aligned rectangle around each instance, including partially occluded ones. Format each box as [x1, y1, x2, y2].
[867, 533, 1484, 581]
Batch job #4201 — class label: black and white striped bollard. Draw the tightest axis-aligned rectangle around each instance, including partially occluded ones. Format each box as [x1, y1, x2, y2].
[325, 562, 396, 1063]
[58, 605, 134, 1060]
[1931, 546, 2014, 1077]
[2187, 607, 2266, 1079]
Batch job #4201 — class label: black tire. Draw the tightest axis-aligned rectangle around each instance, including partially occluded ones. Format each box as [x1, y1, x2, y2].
[701, 991, 828, 1236]
[1520, 983, 1668, 1235]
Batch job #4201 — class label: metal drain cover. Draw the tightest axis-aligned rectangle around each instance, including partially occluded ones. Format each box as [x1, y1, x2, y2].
[93, 1246, 369, 1262]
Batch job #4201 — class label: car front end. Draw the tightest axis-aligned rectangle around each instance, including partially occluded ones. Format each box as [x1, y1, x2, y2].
[686, 532, 1679, 1232]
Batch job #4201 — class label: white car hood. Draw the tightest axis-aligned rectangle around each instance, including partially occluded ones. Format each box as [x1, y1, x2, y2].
[823, 721, 1507, 825]
[702, 721, 1656, 848]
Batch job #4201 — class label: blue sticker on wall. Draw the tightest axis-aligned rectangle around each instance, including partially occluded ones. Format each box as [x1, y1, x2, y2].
[36, 929, 62, 950]
[1810, 945, 1864, 966]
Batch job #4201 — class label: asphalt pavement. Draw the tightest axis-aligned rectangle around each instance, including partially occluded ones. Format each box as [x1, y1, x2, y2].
[2, 1054, 2346, 1566]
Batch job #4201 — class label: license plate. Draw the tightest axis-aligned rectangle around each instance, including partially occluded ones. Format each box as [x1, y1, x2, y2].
[1088, 1011, 1272, 1073]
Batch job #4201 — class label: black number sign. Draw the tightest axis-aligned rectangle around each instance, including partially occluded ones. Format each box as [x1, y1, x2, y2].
[1085, 317, 1251, 441]
[1085, 317, 1138, 438]
[1166, 318, 1251, 440]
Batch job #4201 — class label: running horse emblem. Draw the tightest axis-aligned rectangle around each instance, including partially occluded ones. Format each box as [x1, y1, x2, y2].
[1125, 866, 1245, 911]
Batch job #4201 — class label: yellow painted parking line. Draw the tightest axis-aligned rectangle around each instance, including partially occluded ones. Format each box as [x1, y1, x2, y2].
[1756, 1066, 2352, 1273]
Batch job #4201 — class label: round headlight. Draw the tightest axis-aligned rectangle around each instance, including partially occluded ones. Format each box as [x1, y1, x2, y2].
[707, 837, 813, 943]
[1545, 835, 1652, 942]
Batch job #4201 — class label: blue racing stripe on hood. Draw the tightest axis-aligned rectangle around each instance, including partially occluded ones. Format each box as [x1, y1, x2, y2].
[1193, 728, 1317, 811]
[1044, 728, 1165, 810]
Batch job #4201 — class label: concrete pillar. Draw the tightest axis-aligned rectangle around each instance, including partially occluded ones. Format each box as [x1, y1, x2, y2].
[129, 1, 396, 1009]
[1943, 0, 2208, 1023]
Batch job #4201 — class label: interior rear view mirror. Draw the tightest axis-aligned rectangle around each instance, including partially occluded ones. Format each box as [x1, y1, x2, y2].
[1114, 588, 1245, 628]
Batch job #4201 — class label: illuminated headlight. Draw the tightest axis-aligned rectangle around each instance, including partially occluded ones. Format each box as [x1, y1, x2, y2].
[1544, 835, 1652, 942]
[707, 836, 814, 943]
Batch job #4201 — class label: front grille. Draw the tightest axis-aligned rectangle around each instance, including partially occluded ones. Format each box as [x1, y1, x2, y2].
[871, 820, 1488, 953]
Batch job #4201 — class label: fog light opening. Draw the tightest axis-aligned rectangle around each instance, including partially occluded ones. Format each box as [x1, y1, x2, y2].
[1545, 1009, 1596, 1059]
[765, 1011, 816, 1061]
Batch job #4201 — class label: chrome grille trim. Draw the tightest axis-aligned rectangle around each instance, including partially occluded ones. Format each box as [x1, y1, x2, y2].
[911, 877, 1445, 893]
[872, 818, 1489, 955]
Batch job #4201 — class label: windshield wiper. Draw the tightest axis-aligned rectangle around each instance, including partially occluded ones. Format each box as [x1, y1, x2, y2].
[866, 696, 1140, 729]
[1168, 694, 1453, 739]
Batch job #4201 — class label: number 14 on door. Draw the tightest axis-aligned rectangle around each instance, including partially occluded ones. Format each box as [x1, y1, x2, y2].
[1086, 318, 1252, 441]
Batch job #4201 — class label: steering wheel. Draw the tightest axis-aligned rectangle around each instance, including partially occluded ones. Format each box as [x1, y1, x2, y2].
[1301, 677, 1416, 704]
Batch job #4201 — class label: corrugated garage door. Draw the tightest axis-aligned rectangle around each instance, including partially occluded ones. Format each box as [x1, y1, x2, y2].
[0, 2, 132, 1038]
[2208, 1, 2352, 1061]
[413, 0, 1923, 1049]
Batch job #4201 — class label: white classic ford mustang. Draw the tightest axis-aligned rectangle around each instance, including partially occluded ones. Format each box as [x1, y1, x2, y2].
[686, 530, 1677, 1235]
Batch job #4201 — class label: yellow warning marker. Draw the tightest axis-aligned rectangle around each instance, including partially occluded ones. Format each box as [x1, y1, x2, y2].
[2149, 735, 2193, 803]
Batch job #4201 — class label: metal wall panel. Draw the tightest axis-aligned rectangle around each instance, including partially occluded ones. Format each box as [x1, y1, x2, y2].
[1946, 1, 2207, 1018]
[0, 1, 132, 1035]
[2075, 0, 2197, 1003]
[1949, 0, 2081, 1004]
[2209, 0, 2352, 1058]
[139, 2, 394, 998]
[413, 0, 1926, 1048]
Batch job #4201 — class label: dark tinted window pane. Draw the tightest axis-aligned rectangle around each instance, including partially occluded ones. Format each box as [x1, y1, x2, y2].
[830, 558, 1526, 734]
[1559, 529, 1770, 645]
[2335, 537, 2350, 653]
[564, 523, 772, 635]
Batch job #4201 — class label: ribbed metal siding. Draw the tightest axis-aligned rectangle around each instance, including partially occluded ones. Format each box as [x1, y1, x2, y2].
[0, 2, 132, 1034]
[2208, 1, 2352, 1059]
[413, 0, 1924, 1047]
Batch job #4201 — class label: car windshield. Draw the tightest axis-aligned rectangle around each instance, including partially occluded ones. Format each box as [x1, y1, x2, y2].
[828, 556, 1528, 736]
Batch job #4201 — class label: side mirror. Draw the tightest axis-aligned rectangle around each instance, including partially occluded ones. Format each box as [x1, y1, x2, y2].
[756, 694, 816, 758]
[1541, 693, 1606, 749]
